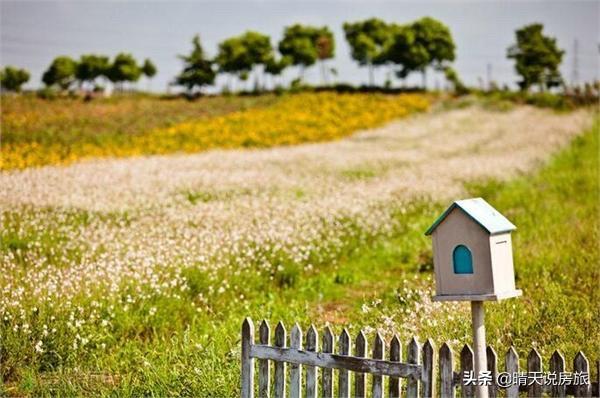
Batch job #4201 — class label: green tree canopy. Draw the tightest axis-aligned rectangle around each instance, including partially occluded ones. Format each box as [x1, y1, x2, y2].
[108, 53, 142, 87]
[76, 54, 110, 87]
[343, 18, 394, 85]
[279, 25, 335, 66]
[384, 17, 455, 87]
[0, 66, 30, 92]
[507, 23, 564, 91]
[142, 58, 157, 78]
[175, 35, 216, 94]
[42, 56, 77, 90]
[216, 31, 273, 77]
[279, 24, 335, 82]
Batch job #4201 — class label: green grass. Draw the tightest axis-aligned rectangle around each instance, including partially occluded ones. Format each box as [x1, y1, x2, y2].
[2, 119, 598, 396]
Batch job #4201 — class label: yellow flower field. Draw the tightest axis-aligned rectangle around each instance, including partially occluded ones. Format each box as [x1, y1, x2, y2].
[1, 93, 429, 170]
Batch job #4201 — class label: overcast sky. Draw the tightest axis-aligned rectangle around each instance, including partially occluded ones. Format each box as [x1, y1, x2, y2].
[1, 1, 598, 92]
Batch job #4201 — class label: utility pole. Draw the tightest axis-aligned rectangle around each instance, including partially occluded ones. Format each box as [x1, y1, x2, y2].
[486, 63, 493, 91]
[572, 39, 579, 87]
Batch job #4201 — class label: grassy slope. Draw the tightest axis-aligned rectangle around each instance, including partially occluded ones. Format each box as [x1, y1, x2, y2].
[6, 115, 597, 396]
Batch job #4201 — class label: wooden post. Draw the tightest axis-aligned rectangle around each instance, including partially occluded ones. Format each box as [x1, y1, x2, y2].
[471, 301, 488, 398]
[355, 331, 368, 398]
[241, 318, 255, 398]
[274, 322, 286, 398]
[258, 320, 270, 398]
[290, 323, 302, 398]
[305, 325, 318, 398]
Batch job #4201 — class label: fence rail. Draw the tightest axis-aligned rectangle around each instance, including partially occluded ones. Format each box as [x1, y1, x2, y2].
[241, 317, 599, 398]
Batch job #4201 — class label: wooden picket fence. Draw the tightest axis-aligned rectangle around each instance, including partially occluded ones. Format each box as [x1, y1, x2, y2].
[241, 318, 599, 398]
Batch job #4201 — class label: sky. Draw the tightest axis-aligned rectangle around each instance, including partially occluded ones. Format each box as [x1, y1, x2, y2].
[1, 1, 599, 92]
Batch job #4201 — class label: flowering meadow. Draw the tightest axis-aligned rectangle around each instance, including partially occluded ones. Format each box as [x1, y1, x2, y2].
[1, 93, 428, 170]
[0, 94, 597, 395]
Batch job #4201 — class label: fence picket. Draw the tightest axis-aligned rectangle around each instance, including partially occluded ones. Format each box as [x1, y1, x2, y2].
[573, 351, 591, 397]
[354, 331, 368, 398]
[407, 337, 420, 398]
[338, 329, 351, 398]
[241, 318, 255, 398]
[372, 332, 385, 398]
[258, 320, 270, 398]
[527, 348, 542, 398]
[439, 343, 454, 398]
[549, 350, 566, 397]
[322, 326, 334, 398]
[389, 335, 402, 398]
[422, 339, 435, 398]
[305, 325, 318, 398]
[290, 323, 303, 398]
[460, 344, 474, 398]
[505, 347, 519, 398]
[274, 322, 287, 398]
[486, 346, 498, 398]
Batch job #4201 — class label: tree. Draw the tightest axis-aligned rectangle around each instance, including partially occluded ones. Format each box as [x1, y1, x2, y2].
[343, 18, 394, 86]
[142, 58, 157, 79]
[216, 31, 273, 91]
[507, 23, 564, 91]
[175, 35, 216, 94]
[315, 27, 335, 84]
[42, 56, 77, 90]
[384, 17, 455, 88]
[76, 54, 110, 89]
[264, 55, 291, 88]
[108, 53, 142, 90]
[279, 24, 334, 82]
[142, 58, 157, 91]
[0, 66, 30, 92]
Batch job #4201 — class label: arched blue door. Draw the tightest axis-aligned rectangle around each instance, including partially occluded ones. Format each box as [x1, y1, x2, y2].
[453, 245, 473, 274]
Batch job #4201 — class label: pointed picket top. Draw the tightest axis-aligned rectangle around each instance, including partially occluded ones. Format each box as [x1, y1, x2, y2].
[573, 351, 591, 397]
[527, 348, 543, 397]
[407, 337, 420, 398]
[574, 351, 589, 369]
[505, 346, 519, 398]
[242, 317, 255, 337]
[439, 342, 454, 398]
[305, 324, 318, 351]
[422, 338, 435, 398]
[408, 336, 420, 359]
[486, 345, 497, 361]
[339, 328, 351, 355]
[461, 343, 474, 359]
[305, 324, 318, 398]
[275, 321, 286, 347]
[423, 338, 435, 356]
[440, 342, 452, 358]
[355, 330, 367, 354]
[549, 350, 566, 397]
[354, 330, 368, 398]
[323, 325, 334, 351]
[390, 334, 401, 361]
[291, 323, 303, 347]
[527, 347, 542, 366]
[259, 320, 270, 344]
[506, 346, 519, 365]
[373, 331, 385, 357]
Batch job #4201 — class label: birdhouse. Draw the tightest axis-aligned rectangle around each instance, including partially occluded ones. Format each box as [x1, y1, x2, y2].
[425, 198, 522, 301]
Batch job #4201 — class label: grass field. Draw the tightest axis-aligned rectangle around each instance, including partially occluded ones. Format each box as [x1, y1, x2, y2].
[0, 93, 597, 396]
[1, 92, 428, 170]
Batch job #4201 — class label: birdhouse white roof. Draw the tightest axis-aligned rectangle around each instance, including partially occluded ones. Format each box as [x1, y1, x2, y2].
[425, 198, 516, 236]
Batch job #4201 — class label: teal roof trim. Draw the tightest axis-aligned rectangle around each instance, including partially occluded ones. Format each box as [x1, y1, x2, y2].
[425, 197, 516, 236]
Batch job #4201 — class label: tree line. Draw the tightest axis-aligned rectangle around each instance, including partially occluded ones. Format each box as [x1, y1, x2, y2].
[1, 19, 567, 95]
